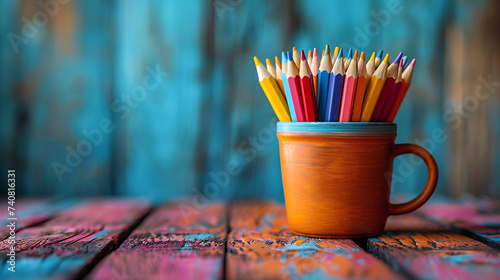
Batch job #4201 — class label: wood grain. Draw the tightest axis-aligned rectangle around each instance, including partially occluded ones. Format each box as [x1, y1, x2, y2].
[0, 199, 75, 240]
[88, 203, 227, 280]
[0, 199, 151, 280]
[226, 201, 403, 280]
[368, 232, 500, 280]
[421, 198, 500, 249]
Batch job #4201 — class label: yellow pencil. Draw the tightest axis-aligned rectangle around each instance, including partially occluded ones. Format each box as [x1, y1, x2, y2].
[254, 57, 291, 121]
[331, 46, 340, 65]
[365, 52, 376, 83]
[292, 47, 300, 69]
[275, 56, 286, 99]
[360, 54, 389, 121]
[266, 58, 276, 79]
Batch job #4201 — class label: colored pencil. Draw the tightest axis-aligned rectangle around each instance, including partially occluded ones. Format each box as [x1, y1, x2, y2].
[339, 50, 358, 122]
[344, 48, 353, 70]
[275, 56, 286, 100]
[331, 46, 340, 65]
[282, 52, 297, 121]
[351, 51, 367, 122]
[307, 50, 313, 67]
[254, 57, 291, 121]
[386, 59, 415, 122]
[402, 56, 408, 70]
[366, 52, 376, 79]
[292, 47, 300, 69]
[299, 50, 318, 121]
[287, 51, 306, 121]
[372, 52, 403, 121]
[317, 45, 332, 122]
[379, 59, 404, 122]
[325, 48, 345, 122]
[311, 48, 319, 98]
[360, 54, 389, 121]
[266, 58, 276, 79]
[374, 49, 383, 68]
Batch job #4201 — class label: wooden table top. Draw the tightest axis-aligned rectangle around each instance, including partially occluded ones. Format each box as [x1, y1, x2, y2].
[1, 197, 499, 279]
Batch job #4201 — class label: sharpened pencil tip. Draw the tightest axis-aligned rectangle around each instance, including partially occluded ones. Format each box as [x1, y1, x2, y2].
[266, 58, 272, 66]
[393, 52, 403, 64]
[353, 50, 358, 61]
[338, 48, 343, 59]
[275, 56, 281, 67]
[308, 50, 312, 58]
[347, 48, 352, 59]
[282, 52, 287, 63]
[376, 49, 383, 58]
[293, 46, 297, 51]
[288, 51, 293, 62]
[409, 58, 416, 67]
[313, 48, 318, 57]
[360, 51, 365, 61]
[382, 54, 389, 64]
[399, 59, 403, 67]
[369, 52, 375, 61]
[325, 45, 331, 56]
[301, 50, 306, 60]
[254, 56, 261, 66]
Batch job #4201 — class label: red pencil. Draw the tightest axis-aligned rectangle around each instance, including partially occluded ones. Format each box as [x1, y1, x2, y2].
[379, 59, 403, 122]
[299, 50, 318, 121]
[386, 59, 415, 122]
[287, 51, 306, 121]
[372, 52, 403, 121]
[339, 50, 358, 122]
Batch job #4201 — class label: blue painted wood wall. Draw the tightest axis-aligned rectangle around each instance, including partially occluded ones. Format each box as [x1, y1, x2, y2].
[1, 0, 499, 202]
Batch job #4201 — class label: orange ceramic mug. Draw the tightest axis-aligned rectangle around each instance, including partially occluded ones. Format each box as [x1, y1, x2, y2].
[277, 122, 438, 238]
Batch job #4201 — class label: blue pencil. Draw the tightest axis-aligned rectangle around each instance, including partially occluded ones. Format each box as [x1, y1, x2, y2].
[282, 51, 296, 121]
[317, 45, 332, 121]
[375, 49, 383, 68]
[325, 49, 345, 122]
[402, 55, 409, 71]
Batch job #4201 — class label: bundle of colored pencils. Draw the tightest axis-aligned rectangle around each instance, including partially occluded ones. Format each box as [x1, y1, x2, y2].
[253, 46, 415, 123]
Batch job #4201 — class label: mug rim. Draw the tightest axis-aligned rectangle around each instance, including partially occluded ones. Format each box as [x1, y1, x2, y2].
[277, 122, 397, 133]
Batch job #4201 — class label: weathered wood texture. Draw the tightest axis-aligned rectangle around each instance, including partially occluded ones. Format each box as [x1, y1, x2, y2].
[0, 199, 150, 280]
[368, 232, 500, 280]
[420, 198, 500, 249]
[0, 199, 74, 239]
[226, 201, 403, 279]
[88, 203, 227, 280]
[368, 203, 500, 280]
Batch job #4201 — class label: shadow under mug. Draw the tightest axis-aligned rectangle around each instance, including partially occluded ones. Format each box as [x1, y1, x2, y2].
[277, 122, 438, 238]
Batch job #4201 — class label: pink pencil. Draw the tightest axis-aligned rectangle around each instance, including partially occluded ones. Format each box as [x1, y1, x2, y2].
[339, 50, 358, 122]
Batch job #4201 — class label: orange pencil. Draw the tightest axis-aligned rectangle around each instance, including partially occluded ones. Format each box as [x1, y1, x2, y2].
[311, 48, 319, 98]
[351, 52, 367, 122]
[292, 47, 300, 69]
[339, 50, 358, 122]
[386, 59, 415, 122]
[360, 54, 389, 121]
[307, 50, 313, 67]
[299, 50, 318, 121]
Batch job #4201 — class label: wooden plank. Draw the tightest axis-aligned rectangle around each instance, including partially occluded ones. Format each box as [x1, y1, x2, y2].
[367, 232, 500, 280]
[0, 199, 78, 239]
[420, 198, 500, 249]
[226, 201, 403, 280]
[0, 199, 150, 280]
[88, 203, 226, 280]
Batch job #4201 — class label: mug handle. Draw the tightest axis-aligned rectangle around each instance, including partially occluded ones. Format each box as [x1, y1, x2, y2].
[388, 144, 439, 215]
